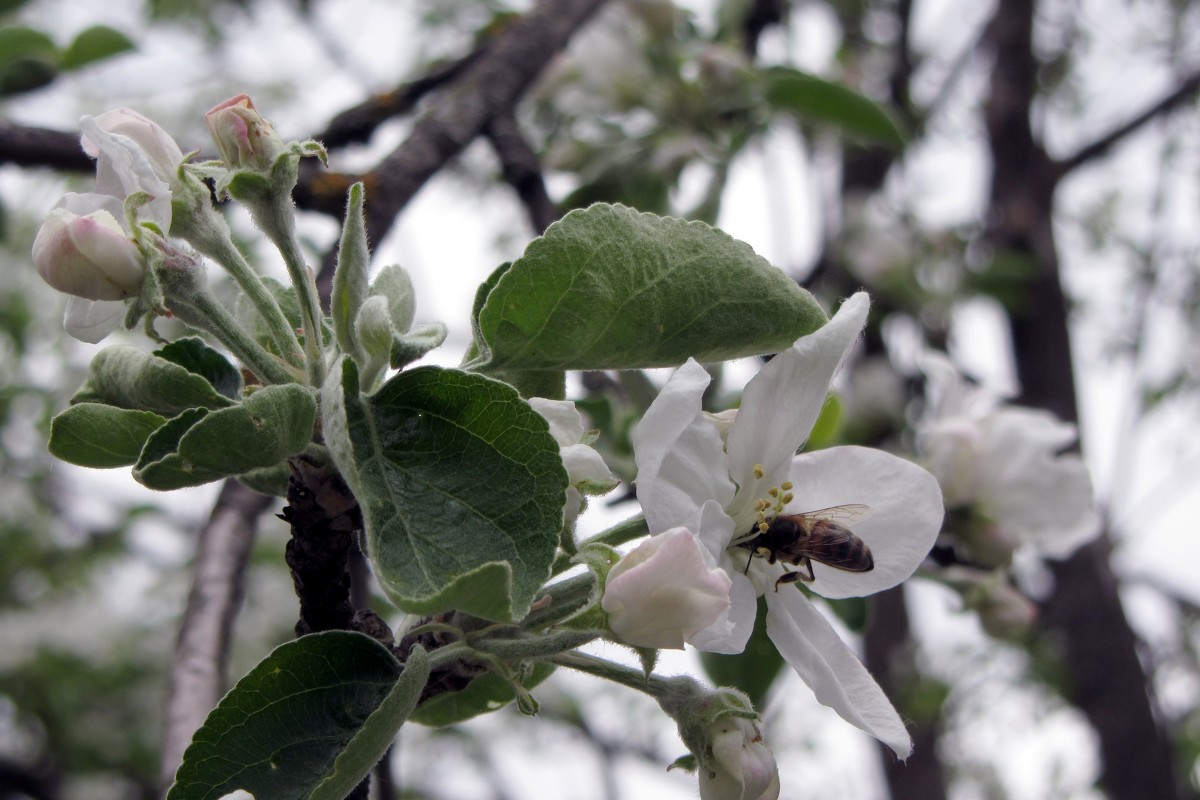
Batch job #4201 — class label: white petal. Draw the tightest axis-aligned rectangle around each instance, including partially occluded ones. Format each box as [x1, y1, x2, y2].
[784, 446, 943, 599]
[79, 117, 173, 230]
[528, 397, 586, 446]
[686, 499, 757, 654]
[560, 443, 616, 486]
[632, 359, 735, 533]
[764, 589, 911, 758]
[63, 297, 125, 343]
[726, 293, 869, 513]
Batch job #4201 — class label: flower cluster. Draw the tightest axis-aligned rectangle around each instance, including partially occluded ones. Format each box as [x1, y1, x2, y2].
[600, 292, 944, 757]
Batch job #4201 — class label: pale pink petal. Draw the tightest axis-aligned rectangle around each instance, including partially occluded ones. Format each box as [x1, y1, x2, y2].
[764, 588, 911, 758]
[63, 297, 125, 343]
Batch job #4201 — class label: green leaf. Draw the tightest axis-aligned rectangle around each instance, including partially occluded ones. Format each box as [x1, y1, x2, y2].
[154, 337, 243, 400]
[699, 597, 784, 710]
[167, 632, 426, 800]
[48, 404, 167, 468]
[763, 66, 906, 150]
[410, 663, 555, 727]
[332, 182, 370, 360]
[370, 264, 416, 334]
[0, 26, 56, 65]
[470, 204, 827, 372]
[133, 384, 316, 490]
[327, 359, 566, 621]
[309, 646, 430, 800]
[0, 55, 55, 95]
[60, 25, 135, 70]
[84, 345, 239, 415]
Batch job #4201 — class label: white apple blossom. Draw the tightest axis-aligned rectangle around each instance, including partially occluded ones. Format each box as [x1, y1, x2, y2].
[528, 397, 619, 527]
[602, 526, 732, 649]
[700, 716, 780, 800]
[626, 292, 943, 757]
[917, 354, 1098, 563]
[35, 112, 181, 342]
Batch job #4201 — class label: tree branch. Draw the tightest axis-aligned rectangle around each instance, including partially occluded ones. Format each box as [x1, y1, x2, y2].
[160, 479, 272, 792]
[315, 52, 483, 150]
[0, 120, 91, 172]
[485, 112, 559, 235]
[1054, 70, 1200, 178]
[300, 0, 609, 246]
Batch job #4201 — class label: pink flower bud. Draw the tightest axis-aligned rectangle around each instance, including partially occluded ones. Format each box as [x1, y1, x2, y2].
[33, 208, 144, 301]
[205, 94, 287, 171]
[601, 528, 732, 650]
[701, 717, 780, 800]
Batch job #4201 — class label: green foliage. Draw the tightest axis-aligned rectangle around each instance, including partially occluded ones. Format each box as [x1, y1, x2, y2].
[132, 383, 316, 490]
[59, 25, 136, 69]
[78, 340, 240, 416]
[48, 404, 167, 468]
[324, 360, 567, 621]
[763, 66, 906, 149]
[410, 663, 556, 726]
[168, 632, 427, 800]
[469, 203, 828, 372]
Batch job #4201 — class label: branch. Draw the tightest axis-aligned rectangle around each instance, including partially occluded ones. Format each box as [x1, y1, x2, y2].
[485, 113, 559, 234]
[301, 0, 609, 245]
[315, 52, 483, 149]
[160, 479, 272, 791]
[1054, 70, 1200, 178]
[0, 120, 91, 171]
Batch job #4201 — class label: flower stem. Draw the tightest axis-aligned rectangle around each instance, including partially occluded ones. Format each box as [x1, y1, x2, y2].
[191, 227, 305, 370]
[578, 515, 649, 550]
[522, 572, 596, 629]
[549, 650, 676, 699]
[171, 290, 298, 385]
[263, 210, 325, 387]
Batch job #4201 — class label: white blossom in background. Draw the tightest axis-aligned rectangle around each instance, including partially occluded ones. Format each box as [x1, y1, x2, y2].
[916, 354, 1099, 564]
[616, 292, 944, 757]
[528, 397, 619, 528]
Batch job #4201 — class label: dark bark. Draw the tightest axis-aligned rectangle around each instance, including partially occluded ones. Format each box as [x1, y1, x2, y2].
[0, 120, 90, 171]
[983, 2, 1189, 797]
[485, 112, 559, 235]
[864, 586, 948, 800]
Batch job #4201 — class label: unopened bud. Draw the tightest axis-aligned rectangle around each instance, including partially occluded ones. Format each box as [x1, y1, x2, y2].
[33, 208, 144, 301]
[205, 94, 287, 171]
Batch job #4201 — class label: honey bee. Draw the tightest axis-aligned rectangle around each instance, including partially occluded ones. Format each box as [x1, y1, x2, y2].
[736, 504, 874, 590]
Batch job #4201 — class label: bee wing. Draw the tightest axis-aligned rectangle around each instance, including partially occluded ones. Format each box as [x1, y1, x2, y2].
[803, 503, 874, 526]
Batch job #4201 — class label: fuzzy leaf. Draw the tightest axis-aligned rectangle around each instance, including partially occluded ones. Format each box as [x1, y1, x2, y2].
[327, 359, 566, 621]
[167, 632, 426, 800]
[133, 384, 316, 490]
[469, 204, 827, 371]
[83, 344, 239, 415]
[48, 404, 166, 468]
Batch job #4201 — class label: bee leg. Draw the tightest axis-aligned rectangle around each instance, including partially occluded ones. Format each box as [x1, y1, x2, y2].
[773, 559, 815, 591]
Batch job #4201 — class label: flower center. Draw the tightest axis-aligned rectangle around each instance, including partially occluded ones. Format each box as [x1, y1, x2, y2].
[730, 464, 794, 546]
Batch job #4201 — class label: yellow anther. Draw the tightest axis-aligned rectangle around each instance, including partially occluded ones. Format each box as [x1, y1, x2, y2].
[758, 522, 769, 533]
[781, 481, 793, 491]
[753, 464, 764, 479]
[768, 487, 779, 498]
[782, 492, 794, 505]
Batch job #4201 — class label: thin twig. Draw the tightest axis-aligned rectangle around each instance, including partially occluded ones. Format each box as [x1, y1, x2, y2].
[160, 480, 272, 792]
[1053, 69, 1200, 178]
[485, 113, 559, 235]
